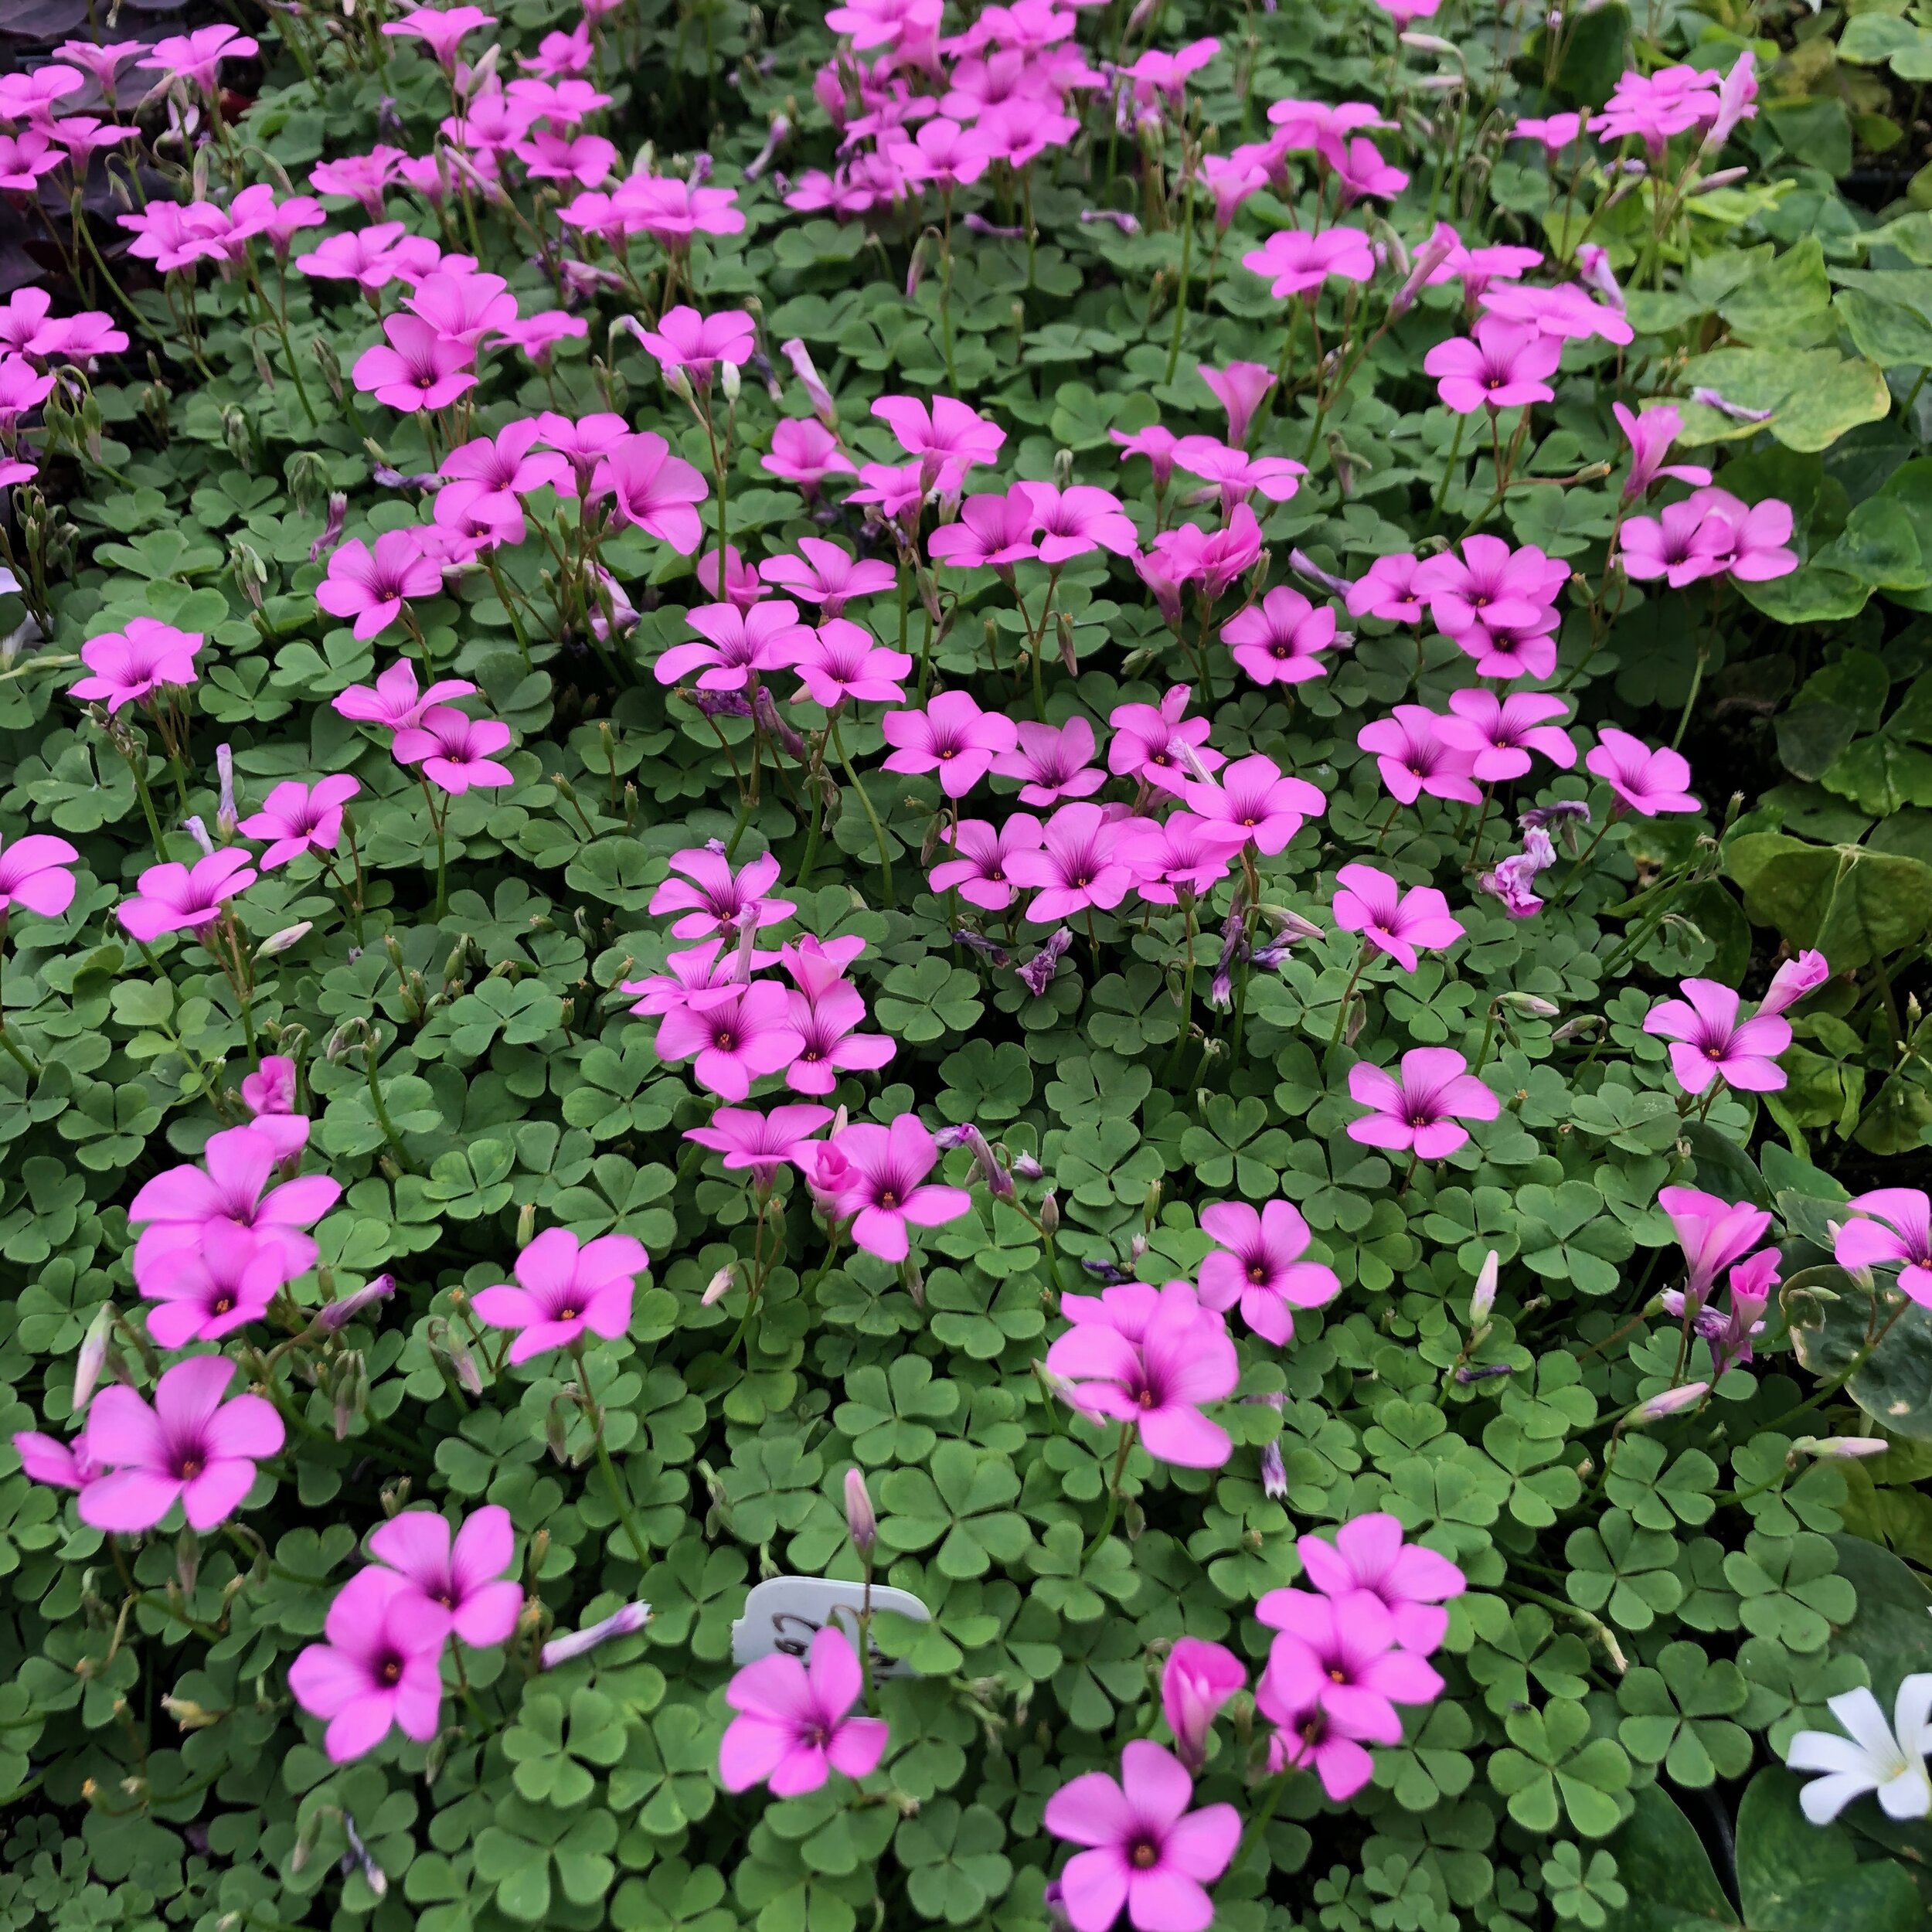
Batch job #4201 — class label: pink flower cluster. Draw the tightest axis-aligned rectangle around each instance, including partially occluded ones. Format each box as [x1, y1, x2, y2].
[1660, 1186, 1783, 1376]
[333, 658, 518, 795]
[1350, 536, 1569, 681]
[290, 1505, 522, 1760]
[1617, 488, 1798, 587]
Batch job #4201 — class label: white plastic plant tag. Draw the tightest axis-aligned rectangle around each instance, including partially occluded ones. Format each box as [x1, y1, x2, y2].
[730, 1575, 932, 1677]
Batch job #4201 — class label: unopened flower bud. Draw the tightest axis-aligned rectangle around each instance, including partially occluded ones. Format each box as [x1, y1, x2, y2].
[845, 1468, 876, 1554]
[516, 1202, 536, 1248]
[719, 359, 741, 405]
[1792, 1436, 1889, 1460]
[256, 921, 312, 960]
[1039, 1189, 1060, 1236]
[1628, 1382, 1709, 1427]
[1470, 1250, 1498, 1330]
[316, 1274, 396, 1333]
[702, 1264, 736, 1307]
[1498, 992, 1560, 1019]
[74, 1303, 112, 1411]
[540, 1600, 651, 1668]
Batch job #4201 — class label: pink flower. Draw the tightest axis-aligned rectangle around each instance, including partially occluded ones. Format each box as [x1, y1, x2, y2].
[1321, 133, 1408, 205]
[993, 718, 1104, 805]
[1616, 500, 1733, 588]
[929, 490, 1043, 573]
[1256, 1593, 1440, 1776]
[1242, 226, 1376, 298]
[135, 1221, 290, 1348]
[295, 223, 442, 291]
[654, 600, 811, 692]
[650, 847, 794, 938]
[1709, 50, 1758, 147]
[872, 394, 1005, 490]
[1760, 949, 1830, 1018]
[352, 315, 478, 413]
[369, 1505, 522, 1648]
[685, 1103, 835, 1190]
[611, 174, 745, 249]
[928, 815, 1045, 911]
[622, 937, 774, 1019]
[781, 940, 896, 1094]
[78, 1355, 283, 1534]
[1331, 863, 1463, 971]
[14, 1426, 100, 1498]
[239, 775, 361, 869]
[1586, 727, 1700, 817]
[791, 620, 912, 707]
[1018, 481, 1139, 563]
[1835, 1190, 1932, 1308]
[1590, 64, 1719, 158]
[1658, 1185, 1772, 1307]
[491, 311, 589, 366]
[1255, 1657, 1386, 1799]
[1347, 1048, 1499, 1159]
[391, 707, 515, 793]
[1479, 281, 1633, 346]
[1162, 1639, 1246, 1772]
[1424, 319, 1562, 414]
[0, 832, 77, 918]
[764, 419, 859, 495]
[1008, 803, 1135, 922]
[1046, 1281, 1237, 1468]
[632, 304, 755, 391]
[128, 1122, 338, 1284]
[1196, 1199, 1338, 1345]
[1357, 706, 1481, 807]
[1645, 979, 1791, 1094]
[1613, 403, 1713, 502]
[1197, 361, 1276, 444]
[1664, 1250, 1776, 1375]
[882, 691, 1019, 798]
[654, 981, 804, 1100]
[719, 1624, 889, 1795]
[1289, 1513, 1468, 1655]
[333, 658, 478, 731]
[472, 1227, 648, 1364]
[70, 617, 202, 712]
[815, 1114, 971, 1262]
[1437, 691, 1576, 781]
[316, 531, 444, 641]
[1112, 423, 1182, 491]
[119, 849, 256, 943]
[1512, 112, 1586, 151]
[1194, 151, 1270, 228]
[759, 539, 895, 616]
[1223, 587, 1335, 686]
[1171, 437, 1305, 512]
[1684, 488, 1800, 582]
[1414, 535, 1566, 639]
[589, 432, 710, 553]
[240, 1054, 308, 1161]
[1108, 685, 1221, 794]
[1043, 1738, 1240, 1932]
[1347, 553, 1428, 625]
[889, 115, 997, 189]
[1182, 755, 1325, 859]
[141, 24, 258, 90]
[288, 1566, 447, 1762]
[1117, 812, 1247, 906]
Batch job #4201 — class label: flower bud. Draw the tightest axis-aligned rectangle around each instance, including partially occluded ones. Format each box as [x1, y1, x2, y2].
[719, 359, 741, 405]
[1039, 1189, 1060, 1236]
[1498, 992, 1560, 1019]
[73, 1303, 112, 1412]
[1470, 1250, 1498, 1330]
[316, 1274, 396, 1333]
[1792, 1436, 1889, 1460]
[516, 1202, 536, 1248]
[845, 1468, 876, 1555]
[541, 1600, 651, 1669]
[1628, 1382, 1709, 1427]
[256, 922, 312, 960]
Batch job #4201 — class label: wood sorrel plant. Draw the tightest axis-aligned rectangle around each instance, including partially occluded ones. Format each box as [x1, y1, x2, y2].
[5, 2, 1932, 1929]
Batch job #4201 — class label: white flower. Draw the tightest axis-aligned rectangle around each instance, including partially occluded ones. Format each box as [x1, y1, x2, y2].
[1785, 1679, 1932, 1824]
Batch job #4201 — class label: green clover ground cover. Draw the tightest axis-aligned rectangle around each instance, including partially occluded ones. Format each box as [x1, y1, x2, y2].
[6, 2, 1932, 1931]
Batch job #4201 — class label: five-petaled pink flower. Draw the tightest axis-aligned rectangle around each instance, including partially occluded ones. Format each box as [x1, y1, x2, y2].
[810, 1113, 971, 1262]
[882, 691, 1019, 798]
[1659, 1185, 1772, 1308]
[1332, 863, 1464, 971]
[1645, 979, 1791, 1094]
[1243, 226, 1376, 297]
[872, 394, 1005, 489]
[334, 658, 479, 731]
[719, 1624, 889, 1795]
[1835, 1190, 1932, 1308]
[1357, 707, 1482, 807]
[472, 1226, 648, 1364]
[288, 1566, 447, 1763]
[392, 706, 515, 793]
[589, 432, 710, 553]
[136, 1221, 291, 1348]
[654, 600, 811, 692]
[1043, 1738, 1240, 1932]
[1287, 1513, 1468, 1655]
[120, 849, 257, 943]
[1008, 803, 1136, 923]
[1347, 1048, 1499, 1159]
[1196, 1199, 1338, 1345]
[790, 619, 911, 708]
[684, 1103, 835, 1192]
[1108, 686, 1221, 795]
[1586, 727, 1700, 817]
[928, 815, 1044, 911]
[352, 314, 478, 413]
[993, 718, 1106, 806]
[239, 775, 362, 869]
[70, 618, 202, 711]
[1183, 754, 1325, 858]
[1045, 1281, 1237, 1468]
[632, 304, 756, 391]
[76, 1355, 284, 1533]
[1436, 691, 1576, 782]
[759, 539, 896, 616]
[317, 532, 446, 641]
[1424, 318, 1562, 413]
[653, 980, 804, 1100]
[1223, 587, 1336, 686]
[368, 1505, 523, 1648]
[650, 847, 794, 938]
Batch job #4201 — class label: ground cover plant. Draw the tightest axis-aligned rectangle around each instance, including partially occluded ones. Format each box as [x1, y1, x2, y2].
[10, 0, 1932, 1928]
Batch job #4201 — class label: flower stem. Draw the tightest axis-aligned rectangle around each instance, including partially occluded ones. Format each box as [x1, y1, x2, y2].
[830, 714, 893, 905]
